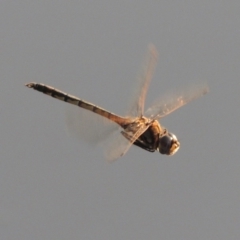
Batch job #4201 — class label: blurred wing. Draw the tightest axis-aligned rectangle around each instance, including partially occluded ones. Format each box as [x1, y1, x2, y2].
[66, 104, 148, 162]
[65, 104, 119, 145]
[105, 121, 150, 162]
[127, 44, 158, 117]
[145, 84, 209, 119]
[104, 127, 132, 162]
[104, 45, 159, 161]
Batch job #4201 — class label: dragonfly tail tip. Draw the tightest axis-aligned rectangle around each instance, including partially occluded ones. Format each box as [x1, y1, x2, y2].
[25, 82, 36, 88]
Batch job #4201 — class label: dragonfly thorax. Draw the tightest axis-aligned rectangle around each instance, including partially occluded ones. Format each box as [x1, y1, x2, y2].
[158, 132, 180, 155]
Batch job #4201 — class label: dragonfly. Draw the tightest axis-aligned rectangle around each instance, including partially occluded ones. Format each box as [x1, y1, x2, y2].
[25, 45, 208, 161]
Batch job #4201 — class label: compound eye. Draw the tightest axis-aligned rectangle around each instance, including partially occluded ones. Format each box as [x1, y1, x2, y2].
[159, 135, 172, 154]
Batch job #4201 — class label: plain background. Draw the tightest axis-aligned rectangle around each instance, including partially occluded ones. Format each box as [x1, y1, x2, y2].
[1, 1, 240, 239]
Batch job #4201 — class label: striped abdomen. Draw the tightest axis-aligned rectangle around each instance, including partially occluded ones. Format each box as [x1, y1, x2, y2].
[25, 82, 129, 126]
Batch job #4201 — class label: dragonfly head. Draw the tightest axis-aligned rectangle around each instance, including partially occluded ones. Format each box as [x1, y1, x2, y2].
[158, 132, 180, 155]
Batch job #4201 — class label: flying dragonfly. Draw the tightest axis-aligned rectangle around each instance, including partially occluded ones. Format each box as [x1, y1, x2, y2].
[25, 45, 208, 161]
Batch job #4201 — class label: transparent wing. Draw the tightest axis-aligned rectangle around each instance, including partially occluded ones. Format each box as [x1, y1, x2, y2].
[105, 121, 150, 162]
[104, 127, 132, 162]
[145, 84, 209, 120]
[66, 104, 147, 162]
[127, 44, 158, 117]
[65, 104, 119, 145]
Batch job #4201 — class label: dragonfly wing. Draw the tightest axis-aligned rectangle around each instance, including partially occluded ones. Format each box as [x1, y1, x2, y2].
[145, 84, 209, 120]
[65, 104, 119, 145]
[104, 128, 132, 162]
[66, 104, 148, 162]
[127, 44, 158, 117]
[105, 122, 150, 162]
[104, 45, 158, 161]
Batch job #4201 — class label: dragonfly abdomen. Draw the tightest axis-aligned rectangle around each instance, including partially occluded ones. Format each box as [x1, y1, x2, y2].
[25, 82, 128, 126]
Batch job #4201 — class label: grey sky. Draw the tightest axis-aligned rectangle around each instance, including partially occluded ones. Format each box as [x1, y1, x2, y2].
[1, 1, 240, 239]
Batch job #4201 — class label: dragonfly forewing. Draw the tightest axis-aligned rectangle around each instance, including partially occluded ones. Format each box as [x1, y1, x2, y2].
[127, 44, 158, 117]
